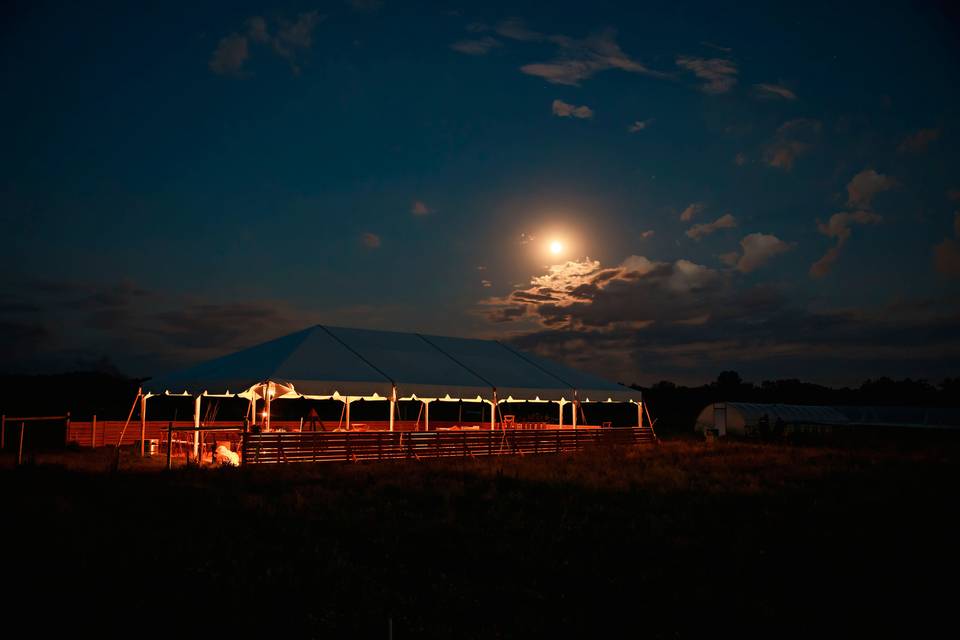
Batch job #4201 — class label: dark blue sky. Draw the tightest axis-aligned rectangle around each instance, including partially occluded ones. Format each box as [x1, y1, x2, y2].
[2, 0, 959, 385]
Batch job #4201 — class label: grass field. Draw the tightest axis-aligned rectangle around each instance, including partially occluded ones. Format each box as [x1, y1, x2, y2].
[2, 435, 958, 638]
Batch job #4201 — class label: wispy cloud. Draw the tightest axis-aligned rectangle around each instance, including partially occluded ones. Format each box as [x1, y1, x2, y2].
[680, 202, 705, 222]
[933, 212, 960, 278]
[763, 118, 821, 171]
[552, 99, 593, 119]
[754, 83, 797, 100]
[686, 213, 737, 240]
[701, 41, 732, 53]
[494, 20, 660, 86]
[676, 56, 738, 94]
[451, 36, 501, 55]
[810, 209, 882, 278]
[629, 119, 653, 132]
[898, 128, 940, 154]
[209, 34, 249, 76]
[846, 168, 897, 209]
[411, 200, 432, 215]
[209, 11, 322, 77]
[727, 233, 791, 273]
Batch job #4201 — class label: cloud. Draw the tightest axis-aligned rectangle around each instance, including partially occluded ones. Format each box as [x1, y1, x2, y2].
[933, 212, 960, 278]
[810, 210, 882, 278]
[846, 169, 896, 209]
[211, 12, 322, 76]
[361, 232, 381, 248]
[552, 99, 593, 119]
[898, 128, 940, 153]
[641, 230, 655, 239]
[209, 34, 249, 76]
[934, 239, 960, 277]
[451, 37, 501, 55]
[817, 210, 883, 242]
[686, 213, 737, 240]
[411, 200, 431, 215]
[628, 119, 653, 132]
[701, 41, 732, 53]
[679, 202, 704, 222]
[0, 279, 319, 375]
[495, 18, 545, 42]
[482, 255, 725, 329]
[513, 26, 660, 86]
[763, 118, 821, 171]
[754, 83, 797, 100]
[505, 293, 960, 386]
[729, 233, 791, 273]
[676, 56, 738, 94]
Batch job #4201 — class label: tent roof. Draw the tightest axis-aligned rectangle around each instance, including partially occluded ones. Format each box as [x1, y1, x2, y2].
[144, 325, 638, 402]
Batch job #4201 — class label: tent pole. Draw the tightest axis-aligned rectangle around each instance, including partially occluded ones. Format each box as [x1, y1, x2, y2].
[389, 386, 396, 432]
[558, 400, 564, 429]
[637, 401, 643, 429]
[116, 389, 142, 447]
[265, 383, 272, 432]
[572, 397, 578, 430]
[193, 394, 201, 461]
[490, 391, 497, 430]
[139, 392, 147, 456]
[249, 394, 257, 429]
[424, 400, 430, 432]
[345, 398, 351, 430]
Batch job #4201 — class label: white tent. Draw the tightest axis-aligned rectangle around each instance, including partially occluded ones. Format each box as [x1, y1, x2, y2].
[138, 325, 643, 456]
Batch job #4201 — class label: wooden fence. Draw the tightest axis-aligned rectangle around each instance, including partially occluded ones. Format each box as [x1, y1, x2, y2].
[241, 427, 656, 465]
[62, 419, 592, 447]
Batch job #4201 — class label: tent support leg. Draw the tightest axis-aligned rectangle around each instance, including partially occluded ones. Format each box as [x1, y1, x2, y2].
[572, 399, 578, 429]
[424, 400, 430, 432]
[345, 398, 351, 430]
[193, 395, 201, 462]
[558, 401, 564, 429]
[139, 393, 147, 456]
[389, 387, 396, 432]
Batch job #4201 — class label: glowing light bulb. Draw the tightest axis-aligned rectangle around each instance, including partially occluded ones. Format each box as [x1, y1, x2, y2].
[549, 240, 563, 255]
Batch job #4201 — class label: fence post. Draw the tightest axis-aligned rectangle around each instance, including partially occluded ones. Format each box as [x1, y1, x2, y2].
[166, 422, 173, 470]
[64, 411, 71, 447]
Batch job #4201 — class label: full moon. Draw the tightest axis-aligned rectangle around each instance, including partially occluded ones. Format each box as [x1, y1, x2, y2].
[549, 240, 563, 255]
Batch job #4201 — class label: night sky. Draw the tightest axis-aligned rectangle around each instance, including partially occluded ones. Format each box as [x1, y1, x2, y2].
[2, 1, 959, 386]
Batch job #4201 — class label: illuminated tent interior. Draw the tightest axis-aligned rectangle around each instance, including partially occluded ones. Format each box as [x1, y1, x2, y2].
[141, 325, 644, 454]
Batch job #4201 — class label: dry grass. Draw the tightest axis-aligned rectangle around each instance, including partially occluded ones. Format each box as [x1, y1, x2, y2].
[1, 436, 957, 638]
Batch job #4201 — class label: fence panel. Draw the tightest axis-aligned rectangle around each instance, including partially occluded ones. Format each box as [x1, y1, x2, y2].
[241, 427, 656, 465]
